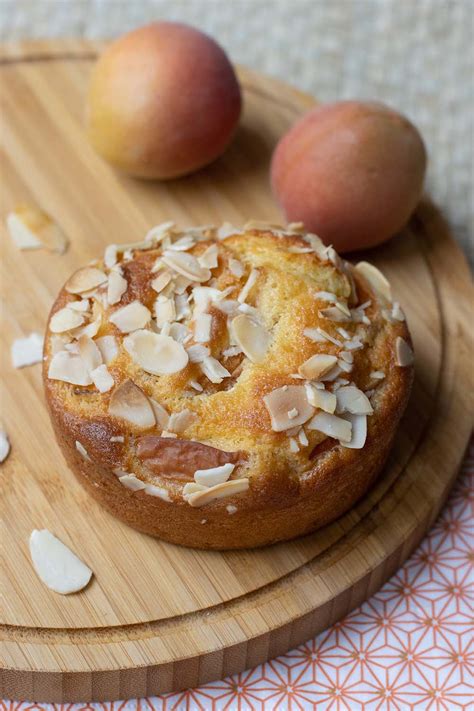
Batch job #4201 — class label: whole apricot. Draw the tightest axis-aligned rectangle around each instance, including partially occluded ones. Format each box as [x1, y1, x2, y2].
[86, 22, 242, 179]
[271, 101, 427, 252]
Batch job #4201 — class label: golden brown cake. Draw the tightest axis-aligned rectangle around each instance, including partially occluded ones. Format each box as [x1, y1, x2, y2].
[43, 221, 414, 549]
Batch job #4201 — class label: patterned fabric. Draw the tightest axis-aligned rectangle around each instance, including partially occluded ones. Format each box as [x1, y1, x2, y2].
[3, 439, 473, 710]
[0, 0, 473, 267]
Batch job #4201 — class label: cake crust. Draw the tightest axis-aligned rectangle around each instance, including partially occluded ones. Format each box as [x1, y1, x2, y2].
[43, 223, 414, 549]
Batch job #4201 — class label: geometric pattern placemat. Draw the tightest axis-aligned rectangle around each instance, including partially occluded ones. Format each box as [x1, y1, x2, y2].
[3, 438, 472, 709]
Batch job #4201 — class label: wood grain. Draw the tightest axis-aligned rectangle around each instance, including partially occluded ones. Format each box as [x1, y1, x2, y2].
[0, 40, 472, 703]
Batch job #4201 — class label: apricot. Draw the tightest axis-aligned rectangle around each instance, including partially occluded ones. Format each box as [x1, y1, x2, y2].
[271, 101, 427, 252]
[86, 22, 242, 179]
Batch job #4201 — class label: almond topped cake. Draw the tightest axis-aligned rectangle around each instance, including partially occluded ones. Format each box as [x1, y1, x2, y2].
[43, 221, 414, 549]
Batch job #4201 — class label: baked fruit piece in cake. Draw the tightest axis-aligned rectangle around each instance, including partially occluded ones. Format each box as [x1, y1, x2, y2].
[43, 220, 414, 549]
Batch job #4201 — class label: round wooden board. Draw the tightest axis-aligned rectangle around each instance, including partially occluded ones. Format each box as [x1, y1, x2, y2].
[0, 40, 472, 703]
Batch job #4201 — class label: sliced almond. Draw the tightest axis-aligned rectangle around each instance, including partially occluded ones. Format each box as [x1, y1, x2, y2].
[107, 268, 128, 305]
[263, 385, 314, 432]
[124, 329, 189, 375]
[168, 235, 195, 251]
[91, 364, 114, 393]
[29, 529, 92, 594]
[109, 301, 151, 333]
[200, 356, 231, 383]
[340, 413, 367, 449]
[186, 344, 210, 363]
[314, 291, 337, 302]
[336, 386, 374, 415]
[78, 335, 102, 372]
[95, 335, 118, 364]
[149, 398, 170, 429]
[183, 482, 208, 497]
[68, 299, 91, 313]
[299, 354, 338, 380]
[238, 268, 258, 303]
[305, 383, 337, 413]
[7, 205, 69, 253]
[319, 306, 351, 322]
[289, 437, 299, 452]
[144, 221, 175, 244]
[168, 409, 198, 433]
[229, 258, 245, 277]
[194, 313, 213, 343]
[48, 351, 92, 385]
[11, 332, 44, 368]
[151, 271, 172, 294]
[187, 478, 249, 507]
[391, 301, 405, 322]
[108, 379, 155, 428]
[0, 429, 11, 463]
[50, 307, 85, 333]
[145, 484, 171, 501]
[370, 370, 385, 380]
[231, 314, 269, 363]
[355, 262, 392, 302]
[154, 295, 176, 327]
[162, 250, 211, 282]
[303, 327, 343, 347]
[119, 474, 147, 491]
[104, 244, 117, 269]
[75, 440, 91, 461]
[217, 222, 238, 239]
[395, 337, 414, 366]
[194, 462, 235, 487]
[65, 267, 107, 295]
[307, 411, 352, 442]
[198, 244, 219, 269]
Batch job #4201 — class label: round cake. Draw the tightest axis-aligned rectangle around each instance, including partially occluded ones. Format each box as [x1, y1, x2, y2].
[43, 221, 414, 549]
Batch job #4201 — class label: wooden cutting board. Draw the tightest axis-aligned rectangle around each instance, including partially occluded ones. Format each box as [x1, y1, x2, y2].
[0, 40, 472, 703]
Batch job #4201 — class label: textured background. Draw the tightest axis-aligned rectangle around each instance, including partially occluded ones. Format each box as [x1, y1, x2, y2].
[1, 0, 473, 265]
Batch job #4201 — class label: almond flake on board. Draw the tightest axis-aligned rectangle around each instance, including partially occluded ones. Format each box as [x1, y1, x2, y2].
[107, 268, 128, 305]
[231, 314, 269, 363]
[162, 250, 211, 283]
[305, 383, 337, 413]
[95, 335, 118, 364]
[118, 474, 147, 491]
[29, 529, 92, 595]
[124, 329, 189, 375]
[75, 440, 91, 461]
[238, 268, 259, 303]
[186, 478, 249, 507]
[109, 301, 151, 333]
[336, 386, 373, 415]
[11, 332, 44, 368]
[91, 364, 114, 393]
[298, 354, 338, 380]
[194, 462, 235, 487]
[108, 379, 155, 428]
[7, 205, 69, 253]
[65, 267, 107, 295]
[340, 413, 367, 449]
[263, 385, 314, 432]
[198, 244, 219, 269]
[50, 307, 85, 333]
[48, 351, 92, 385]
[307, 411, 352, 443]
[200, 356, 231, 383]
[0, 429, 11, 463]
[355, 262, 392, 302]
[395, 337, 414, 366]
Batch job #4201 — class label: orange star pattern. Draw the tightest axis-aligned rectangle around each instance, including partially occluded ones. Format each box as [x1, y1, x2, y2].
[2, 440, 473, 711]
